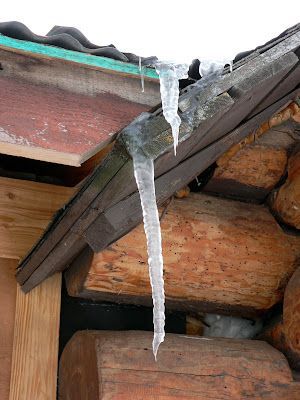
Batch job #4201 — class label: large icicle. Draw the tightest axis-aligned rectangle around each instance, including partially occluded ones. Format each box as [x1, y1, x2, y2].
[154, 62, 189, 155]
[133, 152, 165, 360]
[126, 58, 233, 361]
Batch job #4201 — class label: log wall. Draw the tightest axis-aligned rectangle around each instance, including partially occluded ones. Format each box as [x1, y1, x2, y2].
[66, 193, 300, 316]
[59, 330, 300, 400]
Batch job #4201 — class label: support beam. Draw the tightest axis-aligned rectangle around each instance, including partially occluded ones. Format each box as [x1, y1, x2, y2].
[9, 273, 62, 400]
[0, 177, 72, 398]
[0, 259, 17, 400]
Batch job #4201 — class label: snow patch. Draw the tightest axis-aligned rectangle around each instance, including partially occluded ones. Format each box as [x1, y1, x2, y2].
[0, 127, 31, 146]
[203, 314, 262, 339]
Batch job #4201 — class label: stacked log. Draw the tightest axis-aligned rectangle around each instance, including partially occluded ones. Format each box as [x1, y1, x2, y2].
[59, 330, 300, 400]
[260, 267, 300, 370]
[204, 102, 300, 201]
[65, 193, 300, 316]
[270, 146, 300, 229]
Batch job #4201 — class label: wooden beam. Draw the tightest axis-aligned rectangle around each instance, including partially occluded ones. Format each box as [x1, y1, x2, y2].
[0, 177, 70, 399]
[0, 34, 159, 80]
[17, 32, 300, 291]
[19, 89, 300, 292]
[65, 193, 300, 316]
[0, 177, 74, 260]
[0, 47, 160, 107]
[9, 273, 62, 400]
[59, 330, 300, 400]
[0, 258, 17, 400]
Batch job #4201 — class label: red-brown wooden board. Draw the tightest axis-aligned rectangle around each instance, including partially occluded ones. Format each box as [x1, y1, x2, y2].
[0, 76, 148, 166]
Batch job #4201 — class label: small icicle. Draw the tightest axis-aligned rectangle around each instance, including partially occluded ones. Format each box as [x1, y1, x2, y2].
[139, 56, 145, 93]
[154, 62, 189, 155]
[199, 59, 233, 77]
[133, 152, 165, 360]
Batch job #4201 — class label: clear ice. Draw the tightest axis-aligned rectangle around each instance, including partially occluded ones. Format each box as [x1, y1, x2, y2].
[139, 56, 145, 93]
[129, 58, 233, 360]
[133, 152, 165, 360]
[199, 59, 233, 77]
[154, 62, 189, 155]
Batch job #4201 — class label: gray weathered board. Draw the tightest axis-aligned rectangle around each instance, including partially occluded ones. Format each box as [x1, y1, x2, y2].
[17, 29, 300, 292]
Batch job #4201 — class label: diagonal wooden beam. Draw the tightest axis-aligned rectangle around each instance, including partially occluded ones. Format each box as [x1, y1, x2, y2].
[17, 30, 300, 292]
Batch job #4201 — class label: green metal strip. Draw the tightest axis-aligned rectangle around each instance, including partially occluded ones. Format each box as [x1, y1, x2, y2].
[0, 34, 159, 79]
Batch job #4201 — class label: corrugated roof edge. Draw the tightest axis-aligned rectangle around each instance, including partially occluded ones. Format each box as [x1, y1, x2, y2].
[0, 33, 159, 80]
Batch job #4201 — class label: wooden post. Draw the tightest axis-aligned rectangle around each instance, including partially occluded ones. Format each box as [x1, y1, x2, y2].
[0, 177, 73, 399]
[9, 273, 62, 400]
[0, 259, 17, 400]
[65, 193, 300, 317]
[59, 330, 300, 400]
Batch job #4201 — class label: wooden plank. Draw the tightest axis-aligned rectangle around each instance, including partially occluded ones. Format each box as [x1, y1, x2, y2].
[0, 176, 74, 260]
[66, 193, 300, 316]
[0, 76, 149, 166]
[248, 63, 300, 117]
[9, 273, 62, 400]
[0, 34, 159, 80]
[17, 31, 300, 291]
[0, 258, 17, 400]
[17, 145, 130, 285]
[85, 90, 300, 253]
[0, 47, 160, 106]
[143, 52, 299, 171]
[59, 330, 300, 400]
[18, 89, 300, 292]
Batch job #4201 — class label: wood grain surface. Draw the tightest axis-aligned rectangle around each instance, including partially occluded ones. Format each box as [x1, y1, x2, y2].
[66, 193, 300, 316]
[270, 145, 300, 228]
[0, 258, 18, 400]
[0, 76, 148, 165]
[0, 176, 74, 260]
[9, 273, 62, 400]
[59, 330, 300, 400]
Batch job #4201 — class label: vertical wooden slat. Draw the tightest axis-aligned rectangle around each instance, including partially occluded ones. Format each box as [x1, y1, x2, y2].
[0, 258, 18, 400]
[9, 273, 62, 400]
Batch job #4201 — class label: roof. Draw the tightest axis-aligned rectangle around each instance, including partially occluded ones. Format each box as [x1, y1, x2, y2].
[0, 21, 157, 65]
[16, 24, 300, 292]
[0, 22, 161, 166]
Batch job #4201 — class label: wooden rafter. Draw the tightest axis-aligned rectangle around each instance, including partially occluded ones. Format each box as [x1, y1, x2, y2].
[17, 28, 300, 292]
